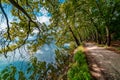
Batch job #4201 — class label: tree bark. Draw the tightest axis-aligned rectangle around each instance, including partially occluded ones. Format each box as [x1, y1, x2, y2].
[97, 33, 102, 44]
[68, 26, 80, 46]
[106, 26, 111, 46]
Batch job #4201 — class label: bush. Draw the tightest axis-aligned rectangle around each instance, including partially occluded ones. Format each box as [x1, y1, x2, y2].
[67, 51, 92, 80]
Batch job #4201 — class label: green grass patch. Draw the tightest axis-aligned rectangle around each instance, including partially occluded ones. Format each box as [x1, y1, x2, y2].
[116, 47, 120, 50]
[67, 51, 92, 80]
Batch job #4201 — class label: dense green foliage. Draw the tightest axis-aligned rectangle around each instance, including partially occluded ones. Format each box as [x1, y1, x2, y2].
[68, 51, 92, 80]
[0, 0, 120, 53]
[48, 0, 120, 46]
[0, 0, 120, 80]
[0, 49, 92, 80]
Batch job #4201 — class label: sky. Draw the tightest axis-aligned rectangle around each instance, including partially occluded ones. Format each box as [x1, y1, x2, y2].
[0, 4, 12, 30]
[36, 7, 51, 24]
[0, 4, 51, 31]
[0, 3, 54, 72]
[0, 0, 66, 73]
[59, 0, 65, 3]
[0, 0, 66, 30]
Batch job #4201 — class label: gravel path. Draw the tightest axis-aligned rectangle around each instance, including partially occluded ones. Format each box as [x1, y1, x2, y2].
[84, 43, 120, 80]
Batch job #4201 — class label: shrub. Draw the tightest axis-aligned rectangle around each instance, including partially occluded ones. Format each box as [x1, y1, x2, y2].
[67, 51, 92, 80]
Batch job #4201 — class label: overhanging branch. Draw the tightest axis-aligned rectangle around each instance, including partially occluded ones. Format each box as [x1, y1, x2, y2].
[0, 0, 11, 40]
[8, 0, 41, 32]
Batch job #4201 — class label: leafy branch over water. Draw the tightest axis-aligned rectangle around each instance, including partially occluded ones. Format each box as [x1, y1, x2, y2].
[0, 49, 71, 80]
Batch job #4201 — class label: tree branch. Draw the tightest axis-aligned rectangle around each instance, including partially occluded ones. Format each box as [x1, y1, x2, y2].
[8, 0, 31, 20]
[8, 0, 41, 33]
[0, 0, 11, 40]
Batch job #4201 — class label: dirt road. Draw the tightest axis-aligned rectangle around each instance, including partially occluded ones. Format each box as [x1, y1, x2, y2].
[84, 43, 120, 80]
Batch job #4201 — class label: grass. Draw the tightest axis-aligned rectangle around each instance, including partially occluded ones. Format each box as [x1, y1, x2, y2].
[96, 43, 108, 48]
[67, 49, 92, 80]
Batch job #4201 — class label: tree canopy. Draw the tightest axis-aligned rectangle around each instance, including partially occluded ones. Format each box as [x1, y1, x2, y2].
[0, 0, 120, 55]
[0, 0, 120, 79]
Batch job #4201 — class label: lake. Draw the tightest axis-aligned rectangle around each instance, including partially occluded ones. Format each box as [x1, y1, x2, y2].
[0, 42, 57, 72]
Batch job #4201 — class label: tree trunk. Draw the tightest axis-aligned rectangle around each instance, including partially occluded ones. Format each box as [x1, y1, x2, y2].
[97, 34, 101, 44]
[68, 26, 80, 46]
[106, 26, 111, 46]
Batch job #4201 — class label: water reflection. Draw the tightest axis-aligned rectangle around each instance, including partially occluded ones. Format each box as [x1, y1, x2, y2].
[0, 43, 57, 72]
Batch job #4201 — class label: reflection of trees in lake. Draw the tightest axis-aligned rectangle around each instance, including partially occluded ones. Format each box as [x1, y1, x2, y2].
[0, 49, 71, 80]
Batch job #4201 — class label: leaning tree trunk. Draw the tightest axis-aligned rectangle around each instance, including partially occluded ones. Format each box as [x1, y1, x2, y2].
[68, 26, 80, 46]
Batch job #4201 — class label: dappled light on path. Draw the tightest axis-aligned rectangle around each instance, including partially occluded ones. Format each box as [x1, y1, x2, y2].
[85, 43, 120, 80]
[87, 46, 98, 50]
[91, 64, 105, 80]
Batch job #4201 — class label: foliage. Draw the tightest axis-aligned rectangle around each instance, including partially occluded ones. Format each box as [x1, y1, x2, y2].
[0, 0, 120, 79]
[0, 65, 26, 80]
[67, 51, 92, 80]
[0, 0, 54, 55]
[0, 50, 92, 80]
[44, 0, 120, 46]
[0, 49, 71, 80]
[0, 0, 120, 55]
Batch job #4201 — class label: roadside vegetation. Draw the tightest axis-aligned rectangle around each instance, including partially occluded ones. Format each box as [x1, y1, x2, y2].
[67, 46, 92, 80]
[68, 50, 92, 80]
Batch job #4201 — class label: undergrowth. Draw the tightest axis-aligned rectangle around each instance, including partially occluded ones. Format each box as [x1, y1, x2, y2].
[67, 50, 92, 80]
